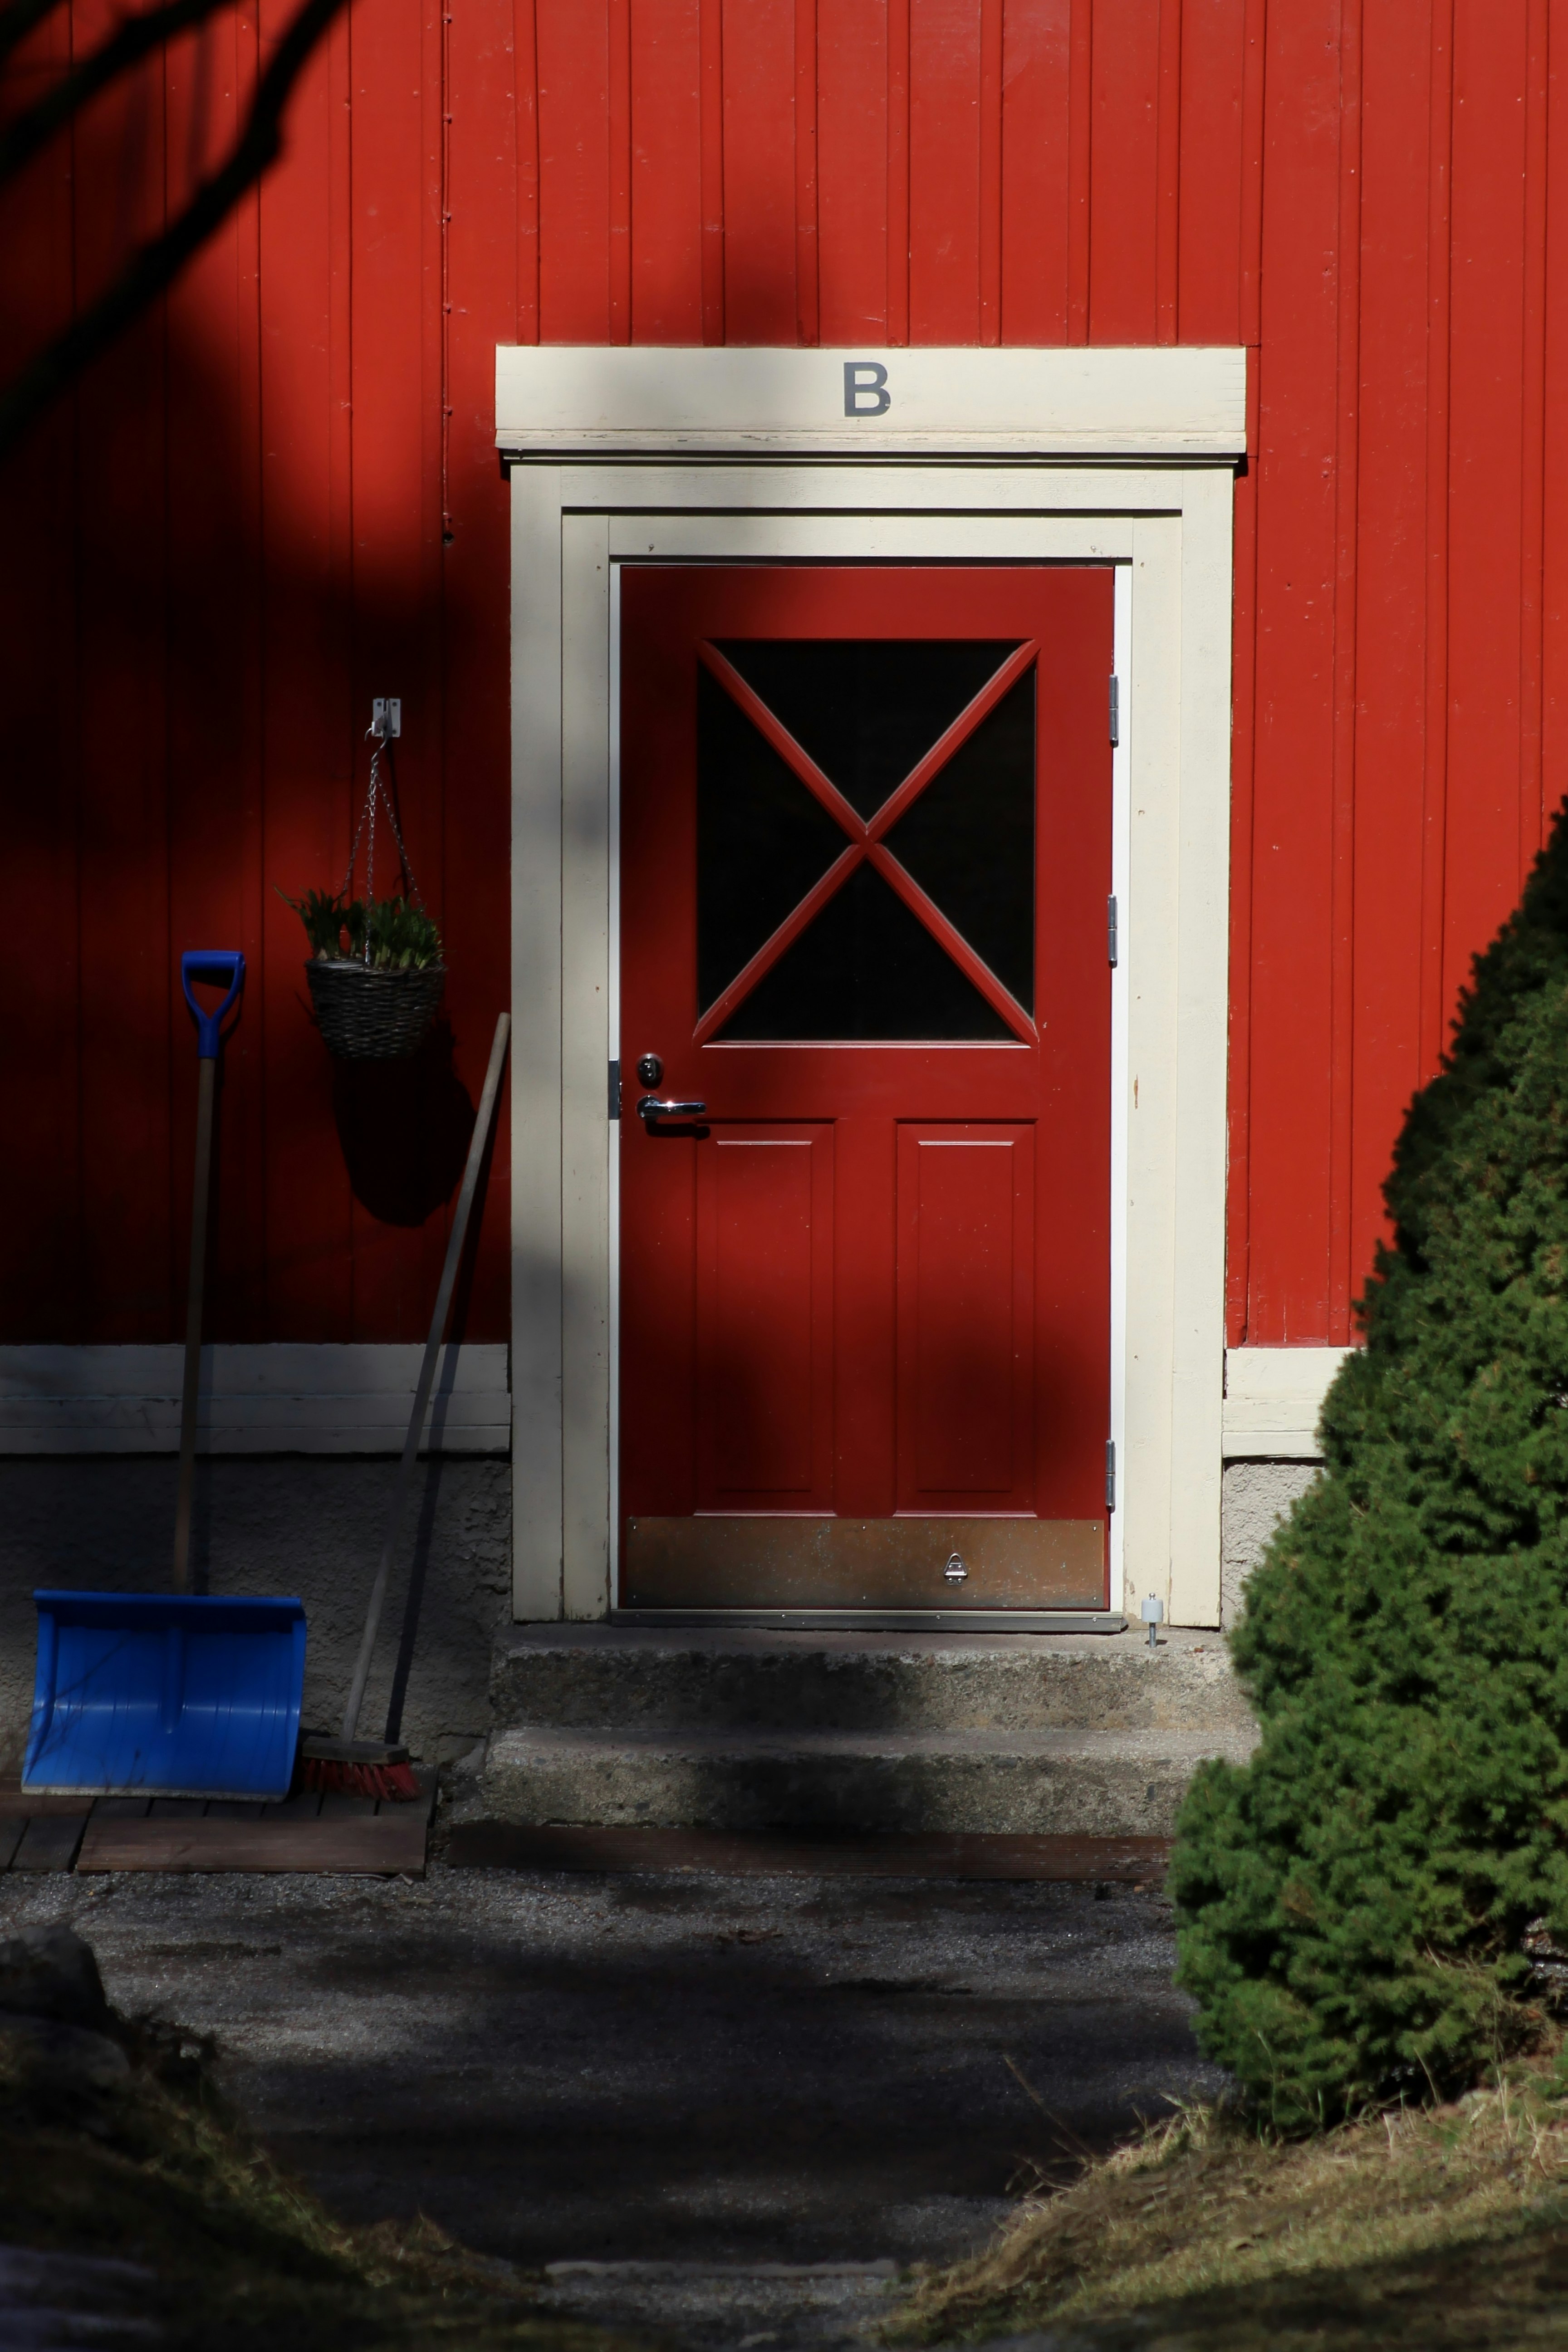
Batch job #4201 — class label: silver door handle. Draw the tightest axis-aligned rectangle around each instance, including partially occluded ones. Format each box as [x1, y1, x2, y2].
[637, 1095, 707, 1125]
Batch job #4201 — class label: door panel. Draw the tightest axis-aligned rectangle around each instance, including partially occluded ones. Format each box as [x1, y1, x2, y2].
[897, 1126, 1034, 1510]
[619, 564, 1114, 1612]
[696, 1127, 834, 1509]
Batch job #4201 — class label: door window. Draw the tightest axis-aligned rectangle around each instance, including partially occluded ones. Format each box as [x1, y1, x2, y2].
[696, 639, 1037, 1043]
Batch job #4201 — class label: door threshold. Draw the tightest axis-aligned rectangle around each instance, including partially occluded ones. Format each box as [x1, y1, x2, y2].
[609, 1607, 1129, 1633]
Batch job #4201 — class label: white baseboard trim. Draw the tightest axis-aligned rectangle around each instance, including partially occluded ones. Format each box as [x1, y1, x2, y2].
[1222, 1346, 1352, 1461]
[0, 1344, 510, 1456]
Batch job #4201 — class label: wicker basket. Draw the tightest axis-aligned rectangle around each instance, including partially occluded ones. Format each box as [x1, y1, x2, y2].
[305, 959, 446, 1060]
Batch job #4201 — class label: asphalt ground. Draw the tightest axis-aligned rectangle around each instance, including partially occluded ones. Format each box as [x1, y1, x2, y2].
[0, 1862, 1222, 2346]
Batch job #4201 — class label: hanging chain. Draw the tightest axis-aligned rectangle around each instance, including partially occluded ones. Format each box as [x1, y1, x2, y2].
[339, 725, 423, 962]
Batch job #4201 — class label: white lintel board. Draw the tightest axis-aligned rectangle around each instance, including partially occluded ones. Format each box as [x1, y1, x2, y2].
[495, 346, 1247, 459]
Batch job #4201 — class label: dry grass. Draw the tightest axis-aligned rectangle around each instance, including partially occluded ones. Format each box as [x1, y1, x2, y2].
[0, 2017, 627, 2351]
[891, 2062, 1568, 2349]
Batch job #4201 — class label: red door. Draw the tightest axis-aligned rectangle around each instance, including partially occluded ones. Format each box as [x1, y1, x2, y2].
[619, 566, 1113, 1612]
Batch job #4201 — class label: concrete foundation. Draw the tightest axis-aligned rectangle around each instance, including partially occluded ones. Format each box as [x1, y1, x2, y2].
[1220, 1458, 1319, 1627]
[0, 1457, 510, 1775]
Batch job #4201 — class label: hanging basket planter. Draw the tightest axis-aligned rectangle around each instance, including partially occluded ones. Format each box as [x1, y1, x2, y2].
[304, 957, 447, 1061]
[280, 720, 446, 1062]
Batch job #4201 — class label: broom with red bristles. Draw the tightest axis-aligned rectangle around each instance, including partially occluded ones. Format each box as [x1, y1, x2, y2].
[301, 1014, 511, 1801]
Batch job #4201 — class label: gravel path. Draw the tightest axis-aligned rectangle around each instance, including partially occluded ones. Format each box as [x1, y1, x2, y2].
[0, 1863, 1220, 2346]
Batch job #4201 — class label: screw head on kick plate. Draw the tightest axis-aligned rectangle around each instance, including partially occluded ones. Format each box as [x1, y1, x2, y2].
[944, 1554, 968, 1584]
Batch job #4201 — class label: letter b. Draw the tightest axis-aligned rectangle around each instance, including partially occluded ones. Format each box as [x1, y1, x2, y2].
[843, 361, 891, 418]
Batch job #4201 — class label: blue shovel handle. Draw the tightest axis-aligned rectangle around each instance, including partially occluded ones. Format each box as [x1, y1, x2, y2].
[181, 951, 245, 1060]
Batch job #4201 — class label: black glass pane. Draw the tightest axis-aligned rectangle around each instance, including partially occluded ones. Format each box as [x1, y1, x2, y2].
[882, 671, 1035, 1012]
[697, 664, 849, 1010]
[714, 639, 1021, 818]
[718, 861, 1012, 1041]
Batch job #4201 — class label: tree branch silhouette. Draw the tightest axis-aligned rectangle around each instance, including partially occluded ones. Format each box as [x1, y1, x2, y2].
[0, 0, 348, 456]
[1, 0, 240, 181]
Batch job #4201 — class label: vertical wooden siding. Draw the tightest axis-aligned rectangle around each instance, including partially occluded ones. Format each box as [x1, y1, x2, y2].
[0, 0, 1558, 1347]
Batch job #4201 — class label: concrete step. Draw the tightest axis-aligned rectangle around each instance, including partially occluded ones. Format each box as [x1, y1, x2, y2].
[492, 1623, 1250, 1735]
[472, 1720, 1258, 1838]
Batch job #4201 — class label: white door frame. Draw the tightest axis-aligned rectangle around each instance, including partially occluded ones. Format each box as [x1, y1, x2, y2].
[501, 350, 1242, 1629]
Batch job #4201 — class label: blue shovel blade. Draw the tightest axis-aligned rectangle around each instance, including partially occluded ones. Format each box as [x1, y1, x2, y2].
[23, 1591, 308, 1801]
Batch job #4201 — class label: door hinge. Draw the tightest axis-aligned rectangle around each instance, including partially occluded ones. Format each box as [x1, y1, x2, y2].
[1107, 894, 1119, 967]
[1106, 1439, 1117, 1512]
[1108, 674, 1120, 746]
[608, 1058, 621, 1120]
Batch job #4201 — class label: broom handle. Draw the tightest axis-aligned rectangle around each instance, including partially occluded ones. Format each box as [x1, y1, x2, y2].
[172, 1053, 216, 1595]
[340, 1012, 512, 1744]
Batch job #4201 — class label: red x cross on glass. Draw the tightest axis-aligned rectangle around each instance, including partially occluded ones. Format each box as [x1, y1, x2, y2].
[693, 639, 1040, 1046]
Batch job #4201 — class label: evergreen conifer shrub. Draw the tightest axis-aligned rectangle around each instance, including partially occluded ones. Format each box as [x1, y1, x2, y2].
[1171, 805, 1568, 2126]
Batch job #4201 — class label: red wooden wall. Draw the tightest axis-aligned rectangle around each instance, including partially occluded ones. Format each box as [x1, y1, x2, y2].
[2, 0, 1560, 1349]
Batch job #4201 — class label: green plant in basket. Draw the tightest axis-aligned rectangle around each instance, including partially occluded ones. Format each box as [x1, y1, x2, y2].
[279, 888, 441, 970]
[279, 886, 354, 959]
[281, 732, 446, 1057]
[362, 895, 441, 970]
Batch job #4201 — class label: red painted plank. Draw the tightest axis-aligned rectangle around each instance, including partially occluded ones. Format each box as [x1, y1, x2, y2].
[71, 0, 176, 1344]
[818, 0, 890, 339]
[256, 0, 355, 1339]
[632, 0, 704, 339]
[1346, 0, 1431, 1312]
[887, 0, 911, 341]
[1000, 0, 1071, 343]
[0, 0, 83, 1340]
[1239, 0, 1343, 1342]
[1154, 0, 1181, 339]
[1177, 0, 1246, 343]
[701, 0, 726, 337]
[722, 0, 799, 340]
[1067, 0, 1092, 339]
[609, 0, 632, 340]
[909, 0, 981, 341]
[797, 0, 822, 341]
[516, 0, 542, 338]
[538, 0, 612, 339]
[978, 0, 1002, 342]
[166, 5, 268, 1340]
[1088, 0, 1159, 343]
[1542, 0, 1568, 851]
[1518, 0, 1548, 873]
[1324, 0, 1361, 1335]
[1418, 0, 1454, 1087]
[1441, 0, 1529, 1036]
[344, 0, 455, 1342]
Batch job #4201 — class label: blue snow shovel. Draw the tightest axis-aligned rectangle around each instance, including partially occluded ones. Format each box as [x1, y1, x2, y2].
[23, 953, 307, 1799]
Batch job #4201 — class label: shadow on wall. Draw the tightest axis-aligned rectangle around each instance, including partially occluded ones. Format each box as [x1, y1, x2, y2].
[0, 70, 512, 1347]
[0, 1455, 511, 1778]
[332, 1016, 479, 1228]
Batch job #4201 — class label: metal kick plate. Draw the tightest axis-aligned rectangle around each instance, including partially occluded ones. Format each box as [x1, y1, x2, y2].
[622, 1518, 1106, 1611]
